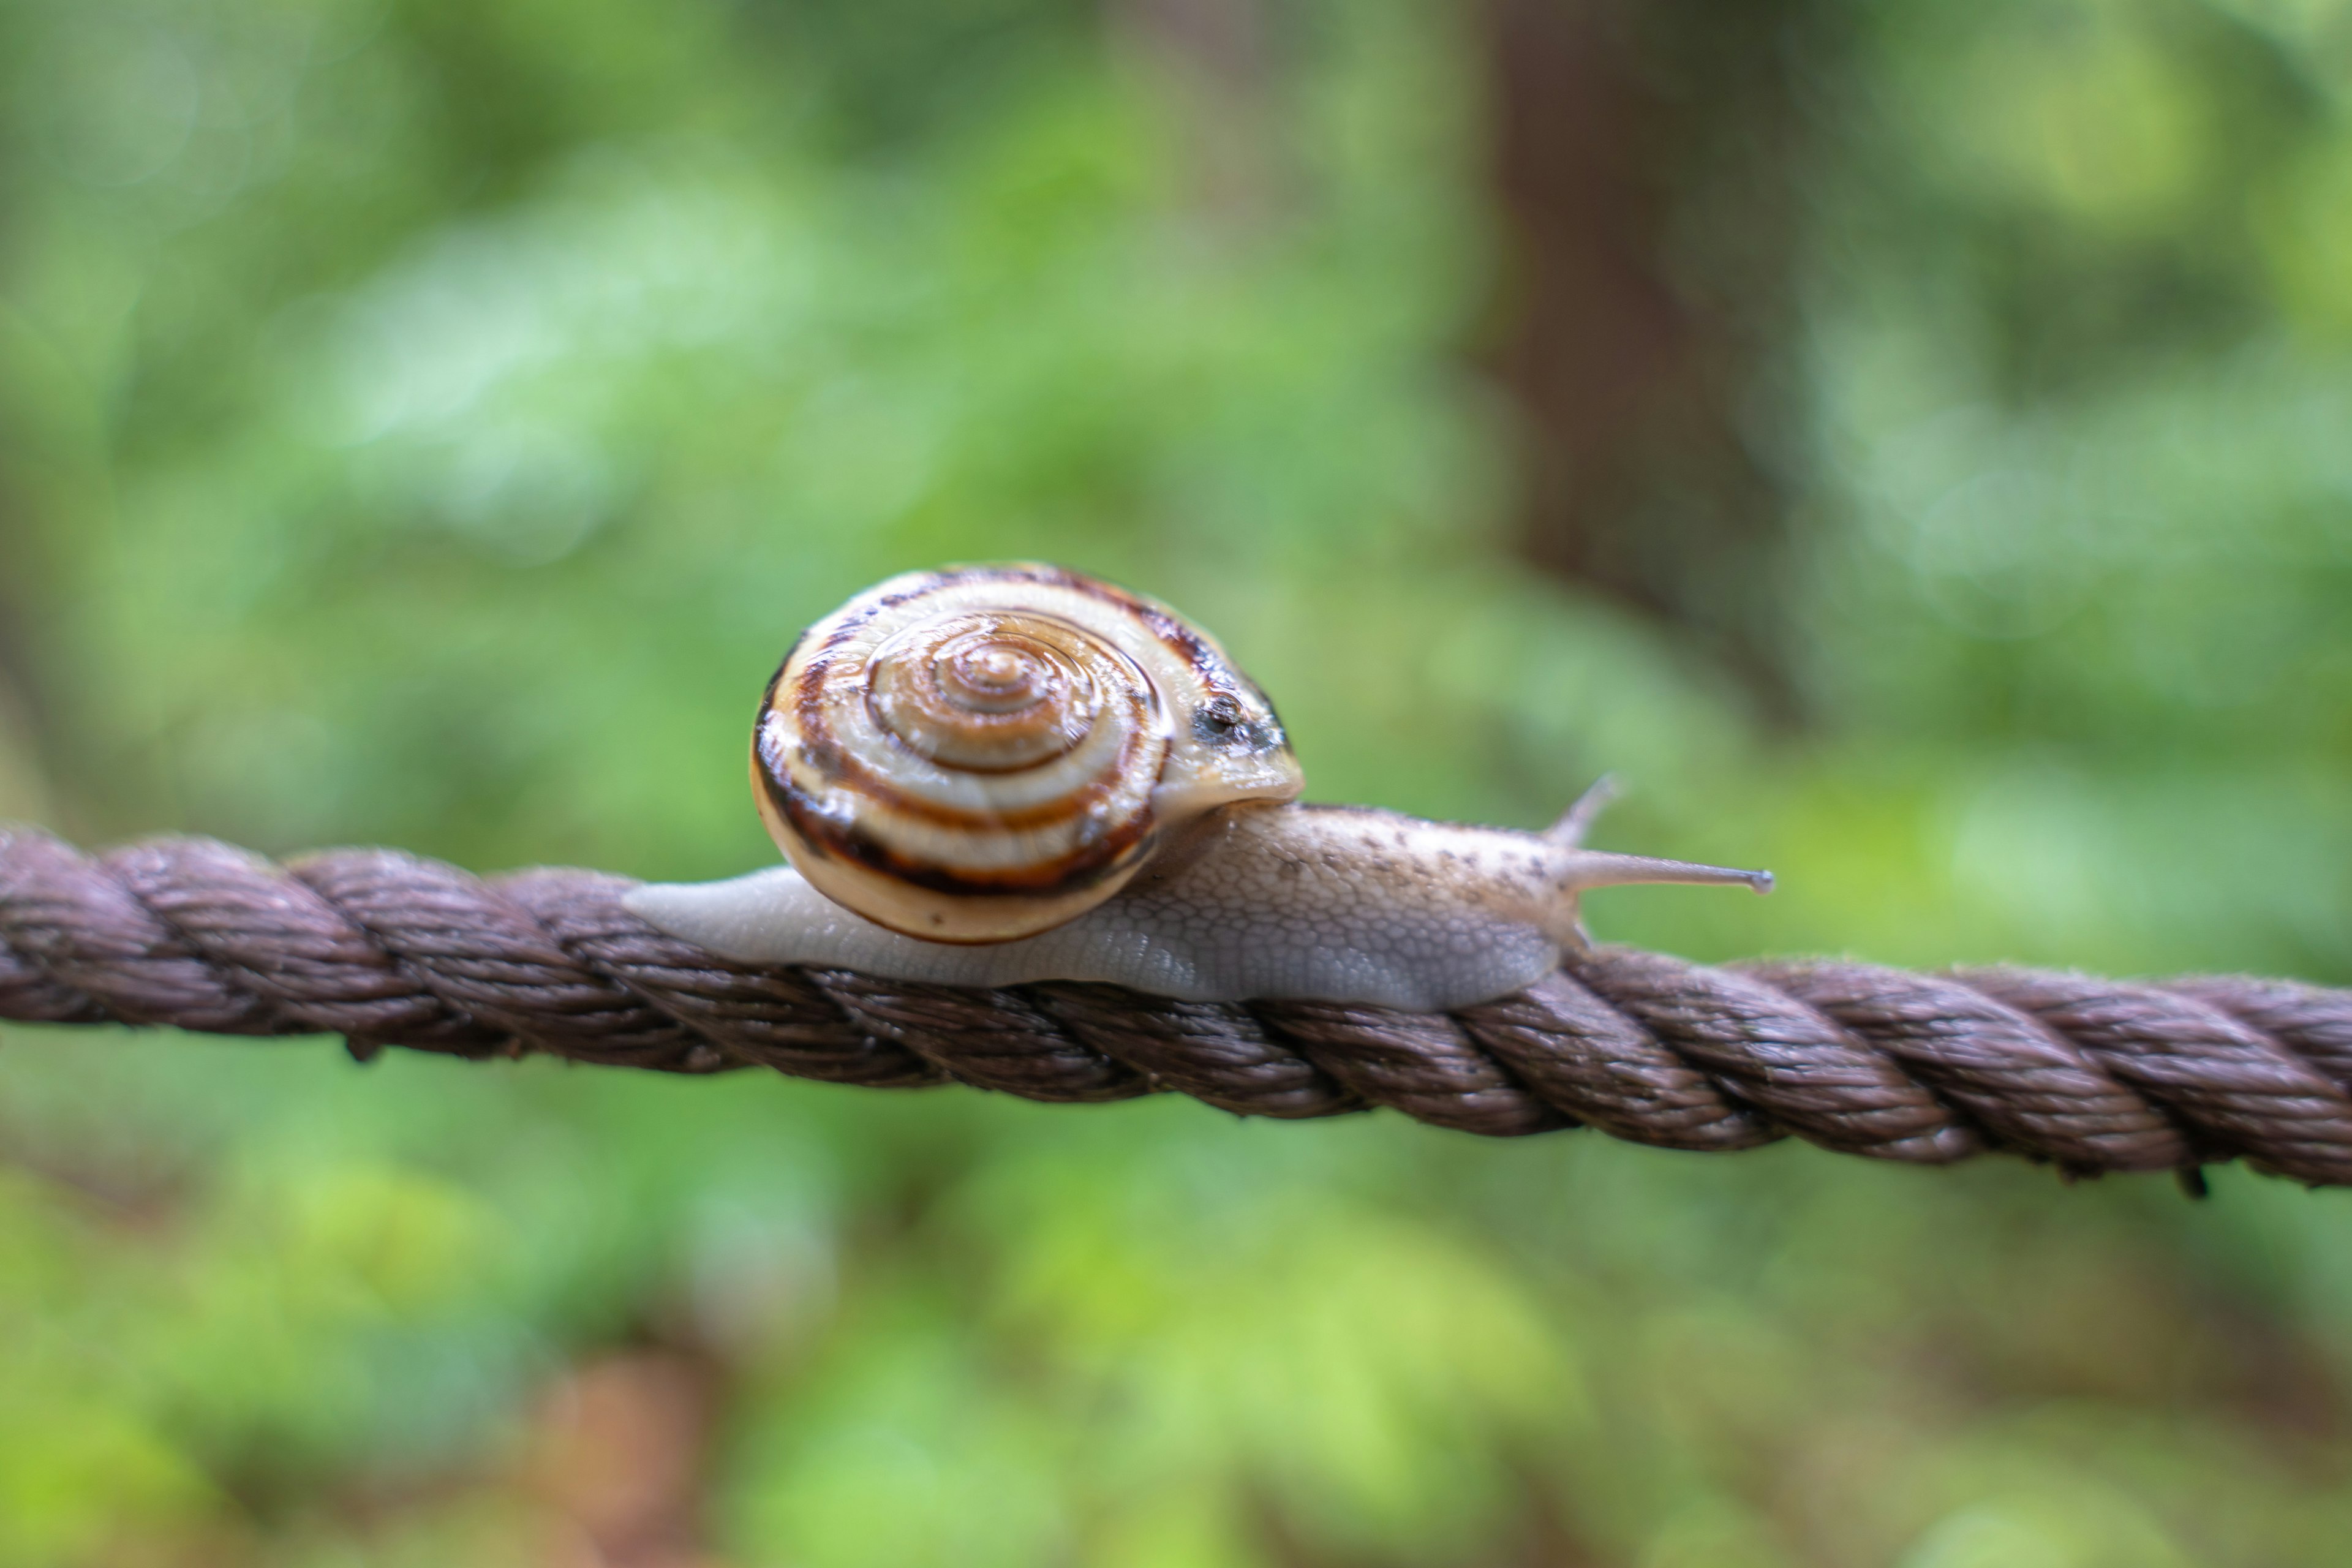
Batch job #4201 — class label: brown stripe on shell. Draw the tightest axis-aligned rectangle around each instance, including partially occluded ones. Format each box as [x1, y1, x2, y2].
[783, 703, 1159, 835]
[780, 640, 1155, 826]
[806, 565, 1246, 722]
[763, 764, 1162, 899]
[774, 602, 1162, 834]
[858, 624, 1110, 775]
[1005, 564, 1232, 685]
[1001, 565, 1287, 735]
[755, 627, 812, 733]
[754, 579, 1170, 903]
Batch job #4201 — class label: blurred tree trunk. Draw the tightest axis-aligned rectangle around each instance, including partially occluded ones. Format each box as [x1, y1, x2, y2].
[1114, 0, 1286, 227]
[526, 1349, 725, 1568]
[1480, 0, 1835, 722]
[0, 499, 43, 737]
[0, 59, 59, 818]
[0, 61, 58, 812]
[0, 496, 61, 825]
[0, 402, 70, 815]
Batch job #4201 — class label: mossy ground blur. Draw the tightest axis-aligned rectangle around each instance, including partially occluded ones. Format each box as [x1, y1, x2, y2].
[2, 1, 2350, 1563]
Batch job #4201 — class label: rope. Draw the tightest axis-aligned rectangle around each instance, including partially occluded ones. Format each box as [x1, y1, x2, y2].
[5, 826, 2351, 1187]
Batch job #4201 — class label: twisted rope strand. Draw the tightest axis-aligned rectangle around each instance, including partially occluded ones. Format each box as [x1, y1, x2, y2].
[6, 827, 2352, 1186]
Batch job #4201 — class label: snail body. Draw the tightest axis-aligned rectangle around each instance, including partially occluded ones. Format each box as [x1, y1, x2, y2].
[626, 565, 1769, 1009]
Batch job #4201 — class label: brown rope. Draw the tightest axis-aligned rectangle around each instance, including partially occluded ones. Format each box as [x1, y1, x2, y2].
[5, 825, 2352, 1186]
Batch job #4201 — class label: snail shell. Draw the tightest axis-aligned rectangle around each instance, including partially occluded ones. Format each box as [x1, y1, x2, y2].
[627, 567, 1771, 1010]
[747, 565, 1301, 942]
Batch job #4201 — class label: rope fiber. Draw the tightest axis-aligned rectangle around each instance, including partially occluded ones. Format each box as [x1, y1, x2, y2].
[5, 826, 2352, 1187]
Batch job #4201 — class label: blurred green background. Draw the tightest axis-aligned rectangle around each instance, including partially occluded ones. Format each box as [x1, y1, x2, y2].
[2, 0, 2351, 1562]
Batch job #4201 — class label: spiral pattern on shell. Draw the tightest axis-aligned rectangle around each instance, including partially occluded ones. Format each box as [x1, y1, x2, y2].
[753, 565, 1302, 942]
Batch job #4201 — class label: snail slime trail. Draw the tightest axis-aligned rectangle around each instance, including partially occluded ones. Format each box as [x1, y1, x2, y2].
[628, 565, 1771, 1010]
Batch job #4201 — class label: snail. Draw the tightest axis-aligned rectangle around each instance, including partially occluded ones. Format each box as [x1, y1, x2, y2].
[625, 565, 1770, 1010]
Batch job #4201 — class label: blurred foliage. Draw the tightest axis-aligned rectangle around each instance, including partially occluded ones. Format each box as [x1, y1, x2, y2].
[1, 0, 2350, 1562]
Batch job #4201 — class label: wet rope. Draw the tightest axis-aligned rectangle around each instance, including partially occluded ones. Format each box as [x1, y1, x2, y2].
[4, 826, 2351, 1186]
